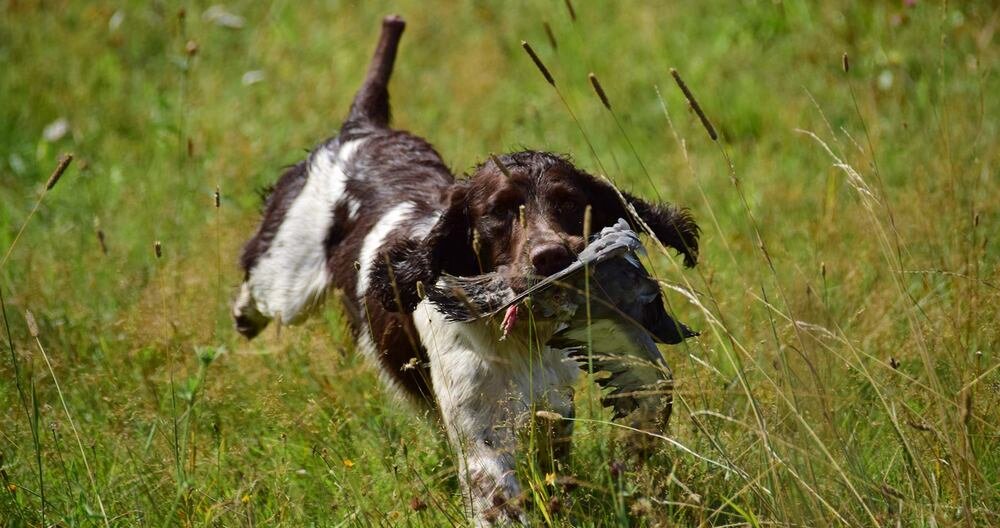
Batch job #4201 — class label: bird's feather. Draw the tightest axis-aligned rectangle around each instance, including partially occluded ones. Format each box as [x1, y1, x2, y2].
[426, 219, 696, 427]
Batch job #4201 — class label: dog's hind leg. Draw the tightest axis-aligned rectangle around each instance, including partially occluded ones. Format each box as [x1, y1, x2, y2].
[346, 15, 406, 128]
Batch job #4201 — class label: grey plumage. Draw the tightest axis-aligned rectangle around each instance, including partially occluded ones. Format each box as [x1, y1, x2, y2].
[427, 219, 696, 427]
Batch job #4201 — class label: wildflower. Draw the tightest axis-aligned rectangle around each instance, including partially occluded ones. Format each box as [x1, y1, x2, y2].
[342, 458, 355, 469]
[7, 483, 16, 493]
[544, 472, 556, 486]
[241, 494, 250, 504]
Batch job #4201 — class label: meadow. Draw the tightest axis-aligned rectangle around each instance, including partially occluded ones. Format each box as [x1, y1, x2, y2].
[1, 0, 997, 526]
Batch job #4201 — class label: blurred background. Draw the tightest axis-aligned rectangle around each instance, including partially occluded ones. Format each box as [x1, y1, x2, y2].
[1, 1, 997, 526]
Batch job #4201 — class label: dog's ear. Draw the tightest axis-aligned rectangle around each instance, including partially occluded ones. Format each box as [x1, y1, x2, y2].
[370, 185, 478, 312]
[585, 179, 700, 267]
[621, 192, 700, 267]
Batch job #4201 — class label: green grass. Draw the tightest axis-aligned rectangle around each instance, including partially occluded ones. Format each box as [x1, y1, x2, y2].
[1, 0, 998, 526]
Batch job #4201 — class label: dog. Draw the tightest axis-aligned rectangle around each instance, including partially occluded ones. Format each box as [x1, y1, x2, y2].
[233, 15, 699, 525]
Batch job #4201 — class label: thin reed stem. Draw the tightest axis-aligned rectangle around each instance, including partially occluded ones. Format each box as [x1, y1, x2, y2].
[520, 41, 613, 183]
[1, 154, 73, 269]
[27, 310, 110, 528]
[587, 73, 662, 201]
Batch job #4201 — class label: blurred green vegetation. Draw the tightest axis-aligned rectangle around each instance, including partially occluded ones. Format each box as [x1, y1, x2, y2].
[1, 0, 997, 526]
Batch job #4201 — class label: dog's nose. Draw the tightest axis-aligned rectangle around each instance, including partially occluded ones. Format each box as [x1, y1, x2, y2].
[233, 283, 270, 339]
[234, 313, 267, 339]
[531, 243, 574, 276]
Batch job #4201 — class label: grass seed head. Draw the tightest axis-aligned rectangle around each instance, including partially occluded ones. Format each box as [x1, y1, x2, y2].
[45, 153, 73, 191]
[543, 21, 558, 50]
[25, 309, 39, 338]
[214, 186, 221, 208]
[97, 229, 108, 255]
[415, 280, 426, 300]
[490, 153, 512, 179]
[535, 410, 563, 421]
[842, 52, 850, 73]
[472, 228, 482, 257]
[588, 73, 612, 110]
[563, 0, 576, 22]
[521, 41, 555, 86]
[154, 241, 162, 259]
[960, 389, 973, 427]
[670, 68, 718, 141]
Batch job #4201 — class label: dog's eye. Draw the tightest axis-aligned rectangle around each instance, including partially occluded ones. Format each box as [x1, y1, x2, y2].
[551, 200, 587, 234]
[554, 199, 584, 219]
[486, 191, 522, 219]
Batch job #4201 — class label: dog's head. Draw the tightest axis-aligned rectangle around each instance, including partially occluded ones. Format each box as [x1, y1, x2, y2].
[372, 151, 699, 312]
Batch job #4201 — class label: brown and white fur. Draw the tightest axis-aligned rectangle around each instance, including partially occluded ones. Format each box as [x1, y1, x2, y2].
[233, 16, 699, 525]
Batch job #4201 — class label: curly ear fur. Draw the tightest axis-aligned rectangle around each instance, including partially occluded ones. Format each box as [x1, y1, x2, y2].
[623, 193, 700, 267]
[370, 186, 477, 312]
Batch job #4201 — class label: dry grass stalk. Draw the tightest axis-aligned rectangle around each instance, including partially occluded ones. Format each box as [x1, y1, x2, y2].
[24, 309, 39, 338]
[1, 153, 75, 268]
[521, 41, 555, 86]
[842, 52, 850, 73]
[563, 0, 576, 22]
[535, 410, 563, 421]
[588, 73, 611, 110]
[28, 309, 111, 527]
[97, 229, 108, 256]
[669, 68, 717, 141]
[46, 153, 73, 191]
[490, 153, 512, 179]
[415, 280, 426, 300]
[542, 21, 557, 50]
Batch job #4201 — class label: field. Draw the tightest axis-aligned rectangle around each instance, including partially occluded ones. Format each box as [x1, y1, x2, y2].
[1, 0, 998, 526]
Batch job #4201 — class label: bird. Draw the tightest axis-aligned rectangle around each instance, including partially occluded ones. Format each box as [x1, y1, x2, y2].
[426, 219, 697, 428]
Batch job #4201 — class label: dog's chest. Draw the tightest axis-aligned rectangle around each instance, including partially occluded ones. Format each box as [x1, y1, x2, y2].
[412, 301, 579, 421]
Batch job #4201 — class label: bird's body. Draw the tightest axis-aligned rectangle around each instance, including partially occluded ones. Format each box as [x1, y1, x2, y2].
[427, 219, 696, 427]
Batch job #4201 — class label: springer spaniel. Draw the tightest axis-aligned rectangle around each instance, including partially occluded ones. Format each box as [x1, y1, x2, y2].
[233, 15, 699, 525]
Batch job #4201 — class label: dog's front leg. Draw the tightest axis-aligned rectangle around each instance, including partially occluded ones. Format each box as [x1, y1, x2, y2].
[416, 307, 528, 525]
[434, 352, 528, 526]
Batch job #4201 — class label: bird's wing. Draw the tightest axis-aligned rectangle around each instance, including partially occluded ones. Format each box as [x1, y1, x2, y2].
[551, 318, 673, 423]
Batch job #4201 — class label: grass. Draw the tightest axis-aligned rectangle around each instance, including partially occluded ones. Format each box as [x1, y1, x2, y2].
[1, 0, 998, 526]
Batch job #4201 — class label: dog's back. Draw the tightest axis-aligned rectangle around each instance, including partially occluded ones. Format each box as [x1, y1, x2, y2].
[234, 16, 444, 401]
[233, 16, 699, 525]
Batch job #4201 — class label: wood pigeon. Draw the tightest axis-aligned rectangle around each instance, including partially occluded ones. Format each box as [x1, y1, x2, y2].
[426, 219, 697, 427]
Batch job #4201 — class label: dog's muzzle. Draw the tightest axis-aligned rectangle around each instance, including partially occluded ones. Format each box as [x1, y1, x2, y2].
[232, 283, 270, 339]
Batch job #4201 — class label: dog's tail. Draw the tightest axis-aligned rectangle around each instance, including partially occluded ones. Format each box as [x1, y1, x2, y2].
[346, 15, 405, 128]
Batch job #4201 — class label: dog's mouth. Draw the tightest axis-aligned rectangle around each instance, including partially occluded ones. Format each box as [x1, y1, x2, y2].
[496, 265, 533, 294]
[232, 283, 271, 339]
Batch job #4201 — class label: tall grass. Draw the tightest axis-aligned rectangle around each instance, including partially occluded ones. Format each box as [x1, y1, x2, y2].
[1, 1, 997, 526]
